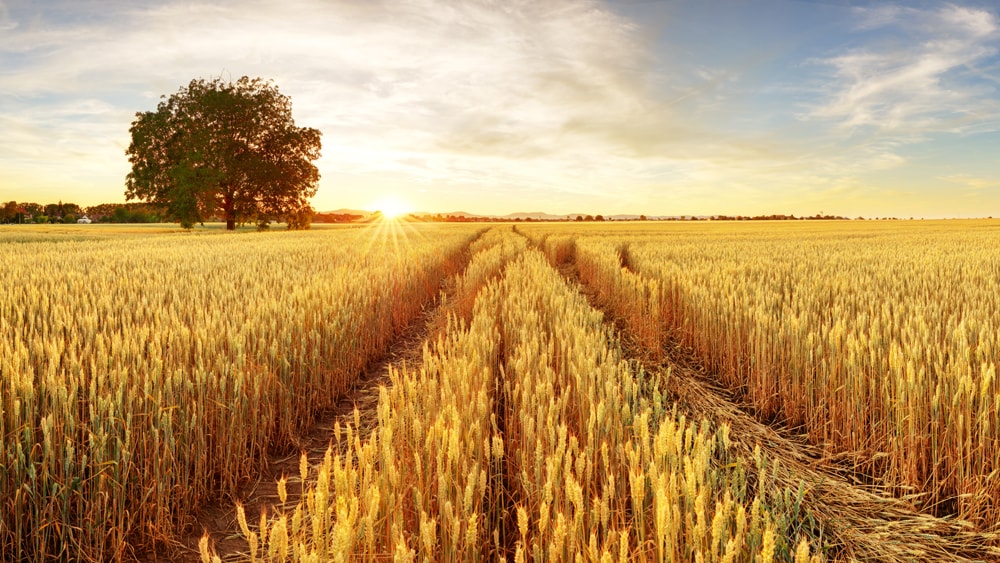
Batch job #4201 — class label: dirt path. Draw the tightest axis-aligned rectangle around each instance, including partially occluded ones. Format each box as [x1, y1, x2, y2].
[554, 254, 1000, 562]
[159, 262, 464, 562]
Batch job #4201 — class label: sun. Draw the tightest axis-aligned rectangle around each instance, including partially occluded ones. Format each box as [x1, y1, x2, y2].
[371, 196, 413, 220]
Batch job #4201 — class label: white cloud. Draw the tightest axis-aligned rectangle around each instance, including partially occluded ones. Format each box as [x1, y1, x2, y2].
[940, 5, 997, 37]
[810, 4, 1000, 134]
[0, 0, 682, 208]
[939, 173, 1000, 189]
[1, 0, 996, 217]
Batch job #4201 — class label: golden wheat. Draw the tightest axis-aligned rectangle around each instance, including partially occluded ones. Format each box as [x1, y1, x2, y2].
[237, 228, 820, 562]
[522, 219, 1000, 530]
[0, 223, 480, 561]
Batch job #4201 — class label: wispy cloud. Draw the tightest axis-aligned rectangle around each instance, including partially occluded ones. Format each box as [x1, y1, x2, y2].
[1, 0, 997, 217]
[0, 0, 683, 207]
[809, 4, 1000, 134]
[939, 173, 1000, 190]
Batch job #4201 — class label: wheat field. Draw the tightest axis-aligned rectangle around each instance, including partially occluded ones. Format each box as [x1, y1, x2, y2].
[0, 223, 479, 561]
[233, 228, 817, 562]
[4, 220, 997, 561]
[522, 220, 1000, 528]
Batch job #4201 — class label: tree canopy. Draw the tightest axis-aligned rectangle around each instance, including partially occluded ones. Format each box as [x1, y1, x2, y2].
[125, 76, 321, 230]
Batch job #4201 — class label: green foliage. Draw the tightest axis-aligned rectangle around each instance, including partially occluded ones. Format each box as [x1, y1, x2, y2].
[125, 76, 322, 230]
[0, 201, 20, 223]
[285, 203, 313, 230]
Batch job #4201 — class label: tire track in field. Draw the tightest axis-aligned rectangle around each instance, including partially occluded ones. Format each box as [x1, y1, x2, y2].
[164, 232, 484, 563]
[548, 239, 1000, 563]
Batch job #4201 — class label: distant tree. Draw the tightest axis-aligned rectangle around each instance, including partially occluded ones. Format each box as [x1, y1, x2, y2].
[1, 201, 17, 223]
[595, 214, 605, 221]
[56, 202, 82, 223]
[313, 212, 361, 223]
[585, 215, 594, 221]
[576, 215, 583, 221]
[22, 202, 41, 219]
[44, 202, 62, 219]
[639, 214, 647, 221]
[84, 202, 165, 223]
[125, 76, 322, 230]
[284, 204, 313, 230]
[112, 207, 131, 223]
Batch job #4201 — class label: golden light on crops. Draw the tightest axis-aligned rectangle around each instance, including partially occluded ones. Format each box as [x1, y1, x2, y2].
[8, 220, 1000, 562]
[0, 223, 481, 559]
[358, 199, 429, 258]
[223, 228, 822, 562]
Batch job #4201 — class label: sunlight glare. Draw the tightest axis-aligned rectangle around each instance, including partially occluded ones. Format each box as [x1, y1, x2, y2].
[372, 196, 413, 220]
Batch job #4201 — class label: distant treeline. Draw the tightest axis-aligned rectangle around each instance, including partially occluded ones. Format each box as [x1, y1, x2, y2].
[417, 214, 501, 222]
[2, 201, 891, 225]
[415, 213, 863, 222]
[312, 212, 364, 223]
[415, 214, 632, 222]
[1, 201, 168, 224]
[709, 213, 854, 221]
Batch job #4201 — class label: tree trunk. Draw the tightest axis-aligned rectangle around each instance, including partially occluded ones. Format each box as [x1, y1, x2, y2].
[224, 193, 236, 230]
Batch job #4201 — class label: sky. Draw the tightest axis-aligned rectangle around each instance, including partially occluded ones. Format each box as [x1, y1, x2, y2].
[1, 0, 999, 218]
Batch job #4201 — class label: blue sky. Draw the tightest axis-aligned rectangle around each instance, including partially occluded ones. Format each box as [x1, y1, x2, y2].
[1, 0, 998, 217]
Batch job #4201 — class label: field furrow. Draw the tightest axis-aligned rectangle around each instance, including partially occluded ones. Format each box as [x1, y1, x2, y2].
[521, 222, 1000, 561]
[233, 227, 823, 562]
[8, 221, 997, 562]
[0, 223, 482, 561]
[176, 227, 495, 561]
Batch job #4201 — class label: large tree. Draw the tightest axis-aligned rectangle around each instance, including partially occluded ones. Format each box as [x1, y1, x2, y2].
[125, 76, 321, 230]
